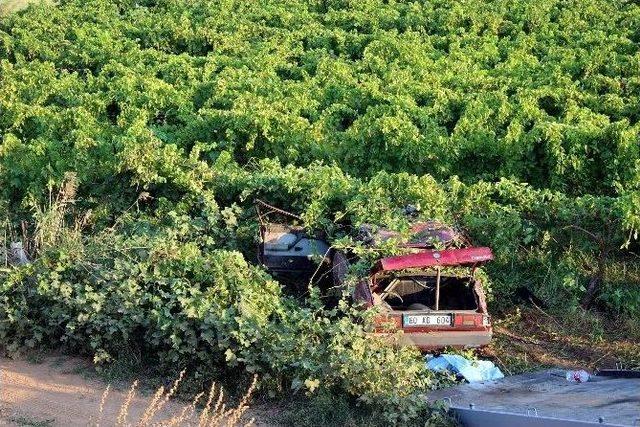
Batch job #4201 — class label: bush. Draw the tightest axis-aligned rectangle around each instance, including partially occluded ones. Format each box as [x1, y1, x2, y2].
[2, 0, 640, 206]
[0, 214, 441, 423]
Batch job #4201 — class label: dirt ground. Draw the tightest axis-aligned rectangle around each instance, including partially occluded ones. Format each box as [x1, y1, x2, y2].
[0, 355, 265, 427]
[0, 355, 183, 426]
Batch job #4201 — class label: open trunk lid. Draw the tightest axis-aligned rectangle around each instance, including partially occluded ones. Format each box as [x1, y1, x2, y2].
[371, 249, 493, 342]
[375, 247, 493, 272]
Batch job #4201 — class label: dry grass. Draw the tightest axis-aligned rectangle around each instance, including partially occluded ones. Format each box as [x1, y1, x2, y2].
[93, 371, 258, 427]
[0, 0, 49, 16]
[32, 171, 90, 254]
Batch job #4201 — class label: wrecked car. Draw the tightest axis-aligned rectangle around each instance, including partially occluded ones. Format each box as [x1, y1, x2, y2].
[256, 200, 493, 350]
[255, 200, 332, 295]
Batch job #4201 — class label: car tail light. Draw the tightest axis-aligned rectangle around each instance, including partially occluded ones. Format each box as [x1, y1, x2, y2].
[454, 314, 486, 327]
[373, 313, 402, 331]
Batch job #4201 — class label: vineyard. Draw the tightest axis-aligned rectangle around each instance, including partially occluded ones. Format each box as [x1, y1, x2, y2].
[1, 0, 640, 424]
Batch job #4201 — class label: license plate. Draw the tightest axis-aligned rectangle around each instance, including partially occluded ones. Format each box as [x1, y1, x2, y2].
[403, 314, 452, 327]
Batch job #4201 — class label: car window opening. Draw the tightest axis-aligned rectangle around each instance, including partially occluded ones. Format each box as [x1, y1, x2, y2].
[379, 274, 479, 311]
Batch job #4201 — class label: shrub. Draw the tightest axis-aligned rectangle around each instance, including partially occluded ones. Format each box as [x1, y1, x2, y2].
[0, 216, 440, 423]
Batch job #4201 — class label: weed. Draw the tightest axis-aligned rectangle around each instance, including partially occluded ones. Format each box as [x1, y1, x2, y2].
[277, 390, 455, 427]
[9, 415, 55, 427]
[92, 371, 257, 426]
[25, 349, 47, 365]
[278, 391, 355, 427]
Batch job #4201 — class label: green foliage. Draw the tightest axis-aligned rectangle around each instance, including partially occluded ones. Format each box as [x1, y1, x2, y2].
[278, 390, 454, 427]
[1, 0, 640, 424]
[0, 210, 441, 423]
[2, 0, 640, 204]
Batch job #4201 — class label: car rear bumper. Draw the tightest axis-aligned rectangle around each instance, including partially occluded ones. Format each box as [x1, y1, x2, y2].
[391, 329, 492, 350]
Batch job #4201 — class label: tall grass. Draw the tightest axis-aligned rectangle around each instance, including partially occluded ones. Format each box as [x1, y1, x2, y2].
[95, 371, 258, 427]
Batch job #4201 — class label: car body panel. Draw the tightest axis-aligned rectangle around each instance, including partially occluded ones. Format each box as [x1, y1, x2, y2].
[375, 247, 493, 272]
[357, 221, 463, 249]
[394, 330, 492, 349]
[366, 274, 492, 350]
[258, 222, 330, 274]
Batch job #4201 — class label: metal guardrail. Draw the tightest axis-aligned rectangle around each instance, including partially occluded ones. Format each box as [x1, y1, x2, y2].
[449, 405, 630, 427]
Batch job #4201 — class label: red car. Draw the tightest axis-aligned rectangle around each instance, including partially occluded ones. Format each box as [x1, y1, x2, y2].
[348, 246, 493, 350]
[257, 201, 493, 350]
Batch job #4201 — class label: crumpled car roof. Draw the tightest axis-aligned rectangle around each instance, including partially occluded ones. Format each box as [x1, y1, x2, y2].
[357, 221, 462, 248]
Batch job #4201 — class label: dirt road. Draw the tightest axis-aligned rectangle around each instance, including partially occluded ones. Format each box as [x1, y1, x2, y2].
[0, 355, 248, 426]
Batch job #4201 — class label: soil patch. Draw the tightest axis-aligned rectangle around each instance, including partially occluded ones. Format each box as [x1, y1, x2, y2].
[0, 356, 269, 426]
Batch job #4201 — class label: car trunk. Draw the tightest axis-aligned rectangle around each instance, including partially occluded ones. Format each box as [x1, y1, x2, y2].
[375, 272, 488, 327]
[381, 275, 479, 312]
[370, 248, 493, 337]
[371, 273, 490, 343]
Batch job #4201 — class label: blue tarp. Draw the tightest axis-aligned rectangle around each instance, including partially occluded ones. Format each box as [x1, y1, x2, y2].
[426, 354, 504, 383]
